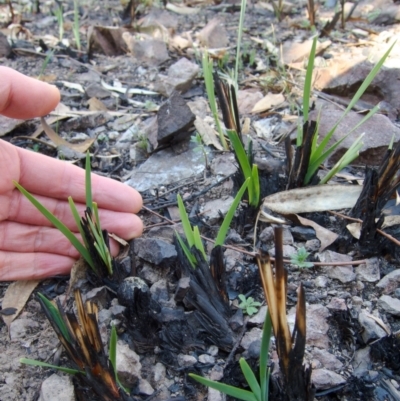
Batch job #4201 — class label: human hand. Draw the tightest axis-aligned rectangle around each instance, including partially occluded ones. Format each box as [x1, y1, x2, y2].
[0, 67, 143, 281]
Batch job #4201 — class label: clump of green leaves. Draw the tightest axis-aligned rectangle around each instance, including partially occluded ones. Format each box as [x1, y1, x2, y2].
[290, 247, 313, 269]
[176, 179, 249, 268]
[15, 152, 113, 276]
[238, 294, 262, 316]
[190, 311, 272, 401]
[300, 37, 395, 186]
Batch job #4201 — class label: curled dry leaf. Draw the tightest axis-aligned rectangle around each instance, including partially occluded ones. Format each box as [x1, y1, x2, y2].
[1, 280, 40, 331]
[194, 116, 223, 151]
[166, 3, 200, 15]
[41, 117, 96, 153]
[251, 93, 285, 114]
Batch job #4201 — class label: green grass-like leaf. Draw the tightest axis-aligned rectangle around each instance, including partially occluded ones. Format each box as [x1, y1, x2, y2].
[20, 358, 82, 375]
[235, 0, 248, 85]
[215, 178, 249, 246]
[85, 151, 93, 209]
[260, 311, 272, 401]
[240, 358, 262, 401]
[177, 194, 195, 248]
[14, 182, 94, 269]
[189, 374, 258, 401]
[175, 232, 196, 269]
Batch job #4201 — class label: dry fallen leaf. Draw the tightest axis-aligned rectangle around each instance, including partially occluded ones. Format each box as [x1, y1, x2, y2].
[88, 97, 108, 112]
[1, 280, 40, 332]
[262, 185, 362, 215]
[194, 116, 223, 151]
[251, 93, 285, 114]
[166, 3, 200, 15]
[41, 117, 96, 153]
[292, 214, 338, 252]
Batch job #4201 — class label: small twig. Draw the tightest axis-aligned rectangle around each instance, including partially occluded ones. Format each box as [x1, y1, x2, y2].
[329, 210, 400, 247]
[223, 317, 248, 369]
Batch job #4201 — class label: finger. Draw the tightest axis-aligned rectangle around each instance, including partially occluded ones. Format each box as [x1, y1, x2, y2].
[16, 143, 143, 213]
[0, 251, 74, 281]
[0, 221, 121, 257]
[9, 189, 144, 239]
[0, 67, 60, 119]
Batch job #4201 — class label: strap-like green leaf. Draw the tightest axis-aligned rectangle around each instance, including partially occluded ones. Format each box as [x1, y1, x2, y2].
[239, 358, 262, 401]
[20, 358, 82, 375]
[177, 194, 195, 248]
[85, 151, 92, 209]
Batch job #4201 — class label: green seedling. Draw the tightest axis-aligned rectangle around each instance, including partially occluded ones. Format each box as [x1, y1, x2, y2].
[234, 0, 247, 84]
[54, 4, 64, 42]
[227, 130, 260, 207]
[73, 0, 81, 51]
[190, 311, 272, 401]
[38, 50, 55, 80]
[15, 152, 113, 275]
[202, 51, 229, 150]
[176, 179, 250, 267]
[301, 37, 395, 185]
[290, 247, 313, 269]
[238, 294, 262, 316]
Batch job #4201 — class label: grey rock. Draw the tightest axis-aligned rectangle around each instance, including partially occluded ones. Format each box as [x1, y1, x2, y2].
[326, 297, 347, 311]
[174, 277, 190, 303]
[352, 346, 372, 377]
[358, 311, 387, 343]
[153, 362, 167, 385]
[10, 318, 39, 340]
[98, 308, 113, 325]
[116, 340, 142, 387]
[157, 93, 195, 146]
[150, 279, 170, 305]
[208, 345, 219, 356]
[248, 305, 268, 325]
[395, 288, 400, 299]
[312, 348, 343, 370]
[197, 18, 228, 48]
[85, 83, 111, 98]
[378, 295, 400, 316]
[125, 140, 206, 192]
[268, 244, 297, 259]
[209, 365, 224, 381]
[199, 354, 215, 364]
[314, 276, 329, 288]
[140, 8, 178, 31]
[259, 226, 275, 244]
[208, 388, 225, 401]
[141, 263, 163, 284]
[376, 269, 400, 294]
[229, 308, 244, 331]
[202, 196, 234, 225]
[178, 354, 197, 367]
[305, 239, 320, 252]
[39, 374, 75, 401]
[210, 153, 238, 177]
[310, 108, 400, 165]
[312, 369, 346, 390]
[282, 227, 294, 245]
[155, 58, 199, 97]
[318, 250, 356, 283]
[84, 286, 109, 309]
[240, 327, 262, 350]
[356, 258, 380, 283]
[110, 304, 126, 319]
[127, 38, 169, 66]
[290, 226, 316, 241]
[117, 276, 149, 307]
[247, 339, 262, 359]
[138, 378, 155, 395]
[63, 112, 110, 131]
[134, 238, 177, 265]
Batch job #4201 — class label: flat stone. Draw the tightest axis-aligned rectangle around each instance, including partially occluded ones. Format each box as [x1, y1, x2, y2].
[318, 250, 356, 283]
[326, 297, 347, 311]
[358, 311, 387, 343]
[210, 153, 238, 177]
[282, 227, 294, 245]
[291, 226, 316, 241]
[248, 305, 268, 325]
[208, 387, 225, 401]
[39, 374, 75, 401]
[352, 347, 372, 377]
[140, 8, 178, 31]
[378, 295, 400, 316]
[240, 327, 262, 350]
[311, 348, 343, 370]
[309, 108, 400, 165]
[178, 354, 197, 367]
[125, 140, 206, 192]
[157, 93, 195, 146]
[356, 258, 380, 283]
[155, 58, 199, 97]
[199, 354, 215, 364]
[150, 279, 169, 305]
[314, 276, 329, 288]
[197, 18, 228, 48]
[305, 239, 320, 252]
[138, 378, 155, 395]
[85, 83, 111, 99]
[124, 35, 169, 66]
[268, 244, 297, 259]
[134, 238, 177, 265]
[141, 263, 163, 284]
[312, 369, 346, 390]
[376, 269, 400, 294]
[202, 196, 235, 225]
[116, 340, 142, 387]
[237, 90, 264, 114]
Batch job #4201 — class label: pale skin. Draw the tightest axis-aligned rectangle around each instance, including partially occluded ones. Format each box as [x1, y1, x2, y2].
[0, 67, 143, 281]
